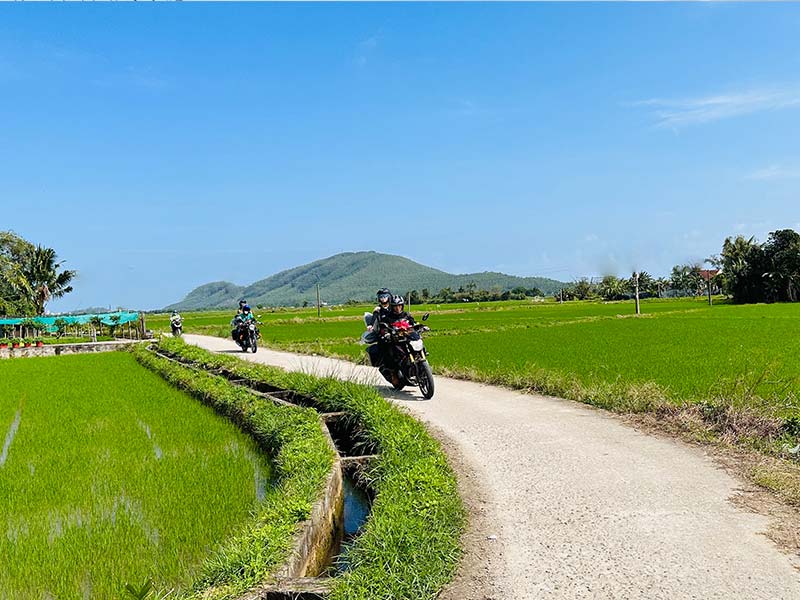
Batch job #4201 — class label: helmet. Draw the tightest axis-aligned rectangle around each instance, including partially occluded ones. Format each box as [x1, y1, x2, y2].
[239, 299, 247, 308]
[390, 295, 405, 310]
[377, 288, 392, 304]
[242, 304, 251, 313]
[171, 311, 178, 316]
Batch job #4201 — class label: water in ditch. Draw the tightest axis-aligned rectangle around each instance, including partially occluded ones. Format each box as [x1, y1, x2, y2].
[326, 475, 372, 575]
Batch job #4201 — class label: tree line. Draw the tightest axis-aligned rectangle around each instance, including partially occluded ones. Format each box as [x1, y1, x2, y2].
[0, 231, 76, 316]
[558, 228, 800, 304]
[394, 283, 545, 305]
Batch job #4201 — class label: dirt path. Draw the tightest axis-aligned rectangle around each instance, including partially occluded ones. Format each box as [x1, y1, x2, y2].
[185, 334, 800, 599]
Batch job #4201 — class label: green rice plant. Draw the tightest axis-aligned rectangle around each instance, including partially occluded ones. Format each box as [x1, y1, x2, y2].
[132, 346, 334, 600]
[157, 338, 465, 600]
[0, 353, 274, 599]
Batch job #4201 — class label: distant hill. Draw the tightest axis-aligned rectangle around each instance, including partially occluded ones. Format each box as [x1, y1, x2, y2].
[166, 251, 565, 310]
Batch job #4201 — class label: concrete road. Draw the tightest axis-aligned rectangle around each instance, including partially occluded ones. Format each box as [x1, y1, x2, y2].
[185, 334, 800, 599]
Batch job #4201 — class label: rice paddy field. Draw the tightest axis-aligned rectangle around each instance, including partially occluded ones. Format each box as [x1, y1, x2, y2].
[0, 352, 272, 599]
[155, 298, 800, 414]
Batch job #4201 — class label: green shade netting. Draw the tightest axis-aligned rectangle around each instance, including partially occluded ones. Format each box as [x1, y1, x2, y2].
[0, 311, 140, 333]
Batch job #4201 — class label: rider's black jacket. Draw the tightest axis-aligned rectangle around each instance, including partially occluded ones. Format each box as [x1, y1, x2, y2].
[372, 305, 392, 324]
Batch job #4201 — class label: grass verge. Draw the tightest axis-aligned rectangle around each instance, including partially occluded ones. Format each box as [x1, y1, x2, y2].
[132, 345, 335, 599]
[156, 337, 466, 600]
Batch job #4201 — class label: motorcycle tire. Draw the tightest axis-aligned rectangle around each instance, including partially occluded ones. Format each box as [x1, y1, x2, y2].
[417, 361, 435, 399]
[251, 338, 258, 353]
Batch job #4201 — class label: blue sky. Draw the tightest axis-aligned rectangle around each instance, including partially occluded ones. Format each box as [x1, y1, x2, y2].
[2, 3, 799, 311]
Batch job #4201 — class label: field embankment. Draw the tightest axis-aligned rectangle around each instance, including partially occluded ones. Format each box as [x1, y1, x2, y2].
[155, 337, 465, 600]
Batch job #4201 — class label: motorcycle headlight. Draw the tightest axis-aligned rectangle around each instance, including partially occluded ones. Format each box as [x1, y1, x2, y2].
[410, 339, 424, 351]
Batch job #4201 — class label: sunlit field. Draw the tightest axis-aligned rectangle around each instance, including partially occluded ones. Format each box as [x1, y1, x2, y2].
[0, 353, 272, 599]
[157, 298, 800, 413]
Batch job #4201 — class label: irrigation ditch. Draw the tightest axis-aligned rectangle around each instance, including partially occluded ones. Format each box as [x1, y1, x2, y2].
[150, 346, 377, 600]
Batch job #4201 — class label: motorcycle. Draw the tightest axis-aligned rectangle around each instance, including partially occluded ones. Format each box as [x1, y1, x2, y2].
[368, 313, 435, 399]
[170, 315, 183, 337]
[234, 320, 260, 353]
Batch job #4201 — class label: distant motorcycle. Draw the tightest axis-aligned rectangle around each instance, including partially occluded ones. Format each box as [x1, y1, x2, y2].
[368, 313, 434, 399]
[234, 320, 260, 353]
[170, 314, 183, 337]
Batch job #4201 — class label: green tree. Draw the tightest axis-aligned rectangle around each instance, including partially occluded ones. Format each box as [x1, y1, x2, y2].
[572, 278, 596, 300]
[654, 277, 670, 298]
[599, 275, 626, 300]
[719, 236, 766, 303]
[0, 231, 35, 315]
[22, 245, 76, 315]
[763, 229, 800, 302]
[53, 318, 69, 339]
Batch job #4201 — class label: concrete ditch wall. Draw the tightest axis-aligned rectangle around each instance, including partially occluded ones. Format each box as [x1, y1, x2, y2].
[0, 340, 142, 359]
[276, 425, 344, 579]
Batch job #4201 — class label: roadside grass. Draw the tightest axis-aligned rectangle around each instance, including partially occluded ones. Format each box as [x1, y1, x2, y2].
[132, 346, 334, 600]
[0, 353, 273, 599]
[157, 337, 465, 600]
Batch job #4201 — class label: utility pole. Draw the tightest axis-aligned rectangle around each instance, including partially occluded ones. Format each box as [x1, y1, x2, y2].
[316, 284, 321, 318]
[706, 274, 713, 306]
[559, 288, 563, 304]
[634, 271, 641, 315]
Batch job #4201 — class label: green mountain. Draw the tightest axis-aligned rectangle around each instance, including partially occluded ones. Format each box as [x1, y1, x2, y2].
[166, 251, 565, 310]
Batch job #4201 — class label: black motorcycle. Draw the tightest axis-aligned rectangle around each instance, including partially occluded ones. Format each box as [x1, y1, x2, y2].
[234, 320, 259, 353]
[370, 313, 434, 399]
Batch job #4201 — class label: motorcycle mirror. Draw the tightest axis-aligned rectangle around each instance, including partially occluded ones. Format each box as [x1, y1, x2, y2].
[422, 312, 430, 321]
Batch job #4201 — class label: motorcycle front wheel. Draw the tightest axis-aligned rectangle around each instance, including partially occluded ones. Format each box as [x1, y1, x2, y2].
[251, 337, 258, 353]
[417, 361, 435, 399]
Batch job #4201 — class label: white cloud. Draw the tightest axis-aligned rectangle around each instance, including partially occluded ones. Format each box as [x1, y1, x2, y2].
[354, 34, 380, 68]
[633, 86, 800, 129]
[745, 164, 800, 181]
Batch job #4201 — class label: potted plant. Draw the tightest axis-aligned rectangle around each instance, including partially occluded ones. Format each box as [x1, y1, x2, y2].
[35, 338, 44, 348]
[23, 338, 33, 348]
[11, 338, 21, 349]
[0, 340, 8, 350]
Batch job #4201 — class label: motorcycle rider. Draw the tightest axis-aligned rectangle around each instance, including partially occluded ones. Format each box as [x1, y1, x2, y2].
[362, 288, 392, 344]
[170, 311, 183, 336]
[374, 295, 417, 385]
[231, 304, 255, 342]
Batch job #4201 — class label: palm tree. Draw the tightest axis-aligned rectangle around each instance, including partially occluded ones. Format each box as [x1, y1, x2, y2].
[22, 245, 76, 315]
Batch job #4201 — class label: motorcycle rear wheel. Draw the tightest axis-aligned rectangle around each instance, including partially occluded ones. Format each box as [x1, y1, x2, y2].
[417, 361, 435, 399]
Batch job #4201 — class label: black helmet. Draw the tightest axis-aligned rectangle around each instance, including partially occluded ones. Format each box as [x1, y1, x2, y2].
[239, 299, 247, 308]
[377, 288, 392, 303]
[390, 295, 405, 308]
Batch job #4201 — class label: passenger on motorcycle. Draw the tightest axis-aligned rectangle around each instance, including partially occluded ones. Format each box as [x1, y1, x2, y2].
[369, 295, 417, 379]
[231, 304, 255, 341]
[362, 288, 392, 344]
